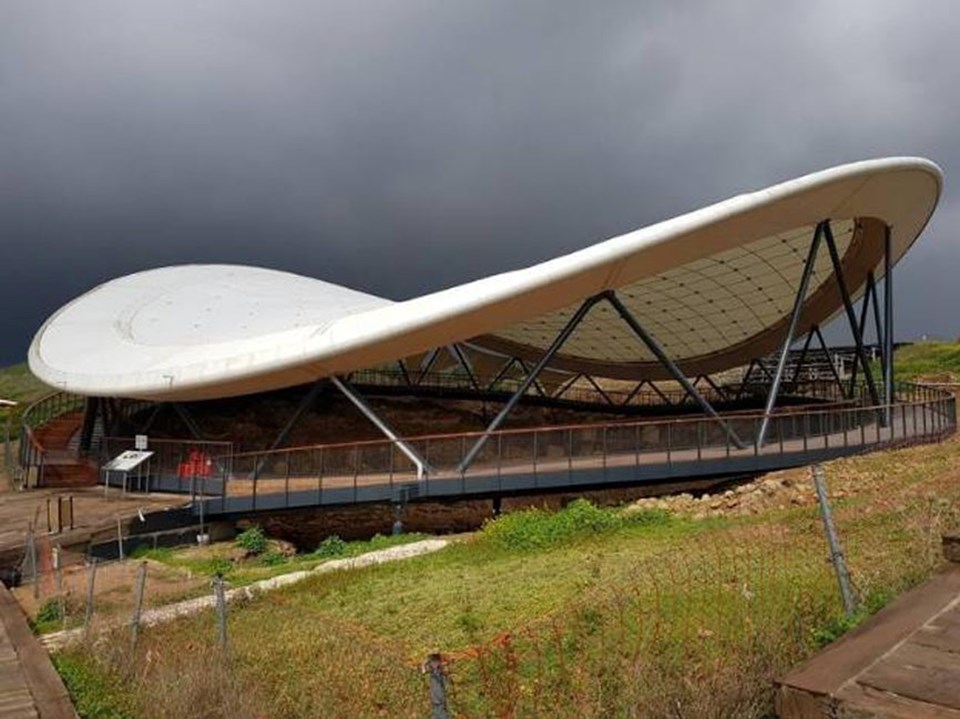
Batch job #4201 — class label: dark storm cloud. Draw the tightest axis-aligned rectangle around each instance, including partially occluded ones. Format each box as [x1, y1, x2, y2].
[1, 0, 959, 364]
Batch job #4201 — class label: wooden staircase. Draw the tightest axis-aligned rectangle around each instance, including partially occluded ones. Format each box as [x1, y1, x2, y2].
[31, 411, 99, 489]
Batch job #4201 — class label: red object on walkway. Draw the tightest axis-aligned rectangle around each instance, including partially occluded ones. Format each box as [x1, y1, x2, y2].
[177, 449, 213, 478]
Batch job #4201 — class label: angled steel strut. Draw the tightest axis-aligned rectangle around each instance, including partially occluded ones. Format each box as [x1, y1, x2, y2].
[757, 221, 825, 448]
[602, 291, 745, 449]
[456, 294, 605, 473]
[457, 289, 748, 474]
[331, 376, 431, 480]
[822, 221, 880, 408]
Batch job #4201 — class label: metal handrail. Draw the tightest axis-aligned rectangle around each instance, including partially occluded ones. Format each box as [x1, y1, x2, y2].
[16, 391, 88, 486]
[217, 381, 953, 490]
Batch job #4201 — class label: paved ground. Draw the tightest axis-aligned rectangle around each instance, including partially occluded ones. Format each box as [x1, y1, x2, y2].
[777, 562, 960, 718]
[0, 485, 186, 556]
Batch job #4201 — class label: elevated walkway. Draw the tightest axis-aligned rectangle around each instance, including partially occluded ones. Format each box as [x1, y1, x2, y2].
[188, 385, 953, 517]
[17, 383, 957, 520]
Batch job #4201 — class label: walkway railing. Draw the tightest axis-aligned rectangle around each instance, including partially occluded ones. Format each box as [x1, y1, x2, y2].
[204, 382, 955, 514]
[97, 436, 234, 496]
[17, 391, 86, 488]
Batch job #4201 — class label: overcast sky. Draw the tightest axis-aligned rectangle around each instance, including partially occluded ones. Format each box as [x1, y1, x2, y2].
[1, 1, 958, 366]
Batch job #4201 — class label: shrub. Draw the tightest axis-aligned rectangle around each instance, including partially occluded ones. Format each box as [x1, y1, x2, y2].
[31, 597, 63, 632]
[481, 499, 671, 551]
[207, 558, 234, 578]
[259, 550, 287, 567]
[314, 535, 348, 558]
[235, 526, 267, 555]
[811, 588, 894, 648]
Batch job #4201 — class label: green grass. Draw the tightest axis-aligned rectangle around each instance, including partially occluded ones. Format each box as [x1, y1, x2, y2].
[44, 339, 960, 717]
[129, 531, 431, 587]
[0, 362, 51, 403]
[892, 341, 960, 379]
[57, 435, 960, 717]
[53, 652, 136, 719]
[0, 362, 53, 446]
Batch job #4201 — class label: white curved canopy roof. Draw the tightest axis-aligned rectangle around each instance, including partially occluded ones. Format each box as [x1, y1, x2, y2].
[30, 157, 941, 401]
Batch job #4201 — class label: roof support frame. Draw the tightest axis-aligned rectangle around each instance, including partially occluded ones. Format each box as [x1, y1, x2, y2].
[789, 326, 817, 387]
[516, 359, 547, 397]
[585, 374, 615, 406]
[697, 374, 727, 400]
[172, 402, 204, 441]
[330, 376, 430, 480]
[396, 359, 413, 387]
[448, 344, 481, 392]
[884, 224, 895, 426]
[456, 295, 605, 474]
[644, 380, 674, 406]
[812, 326, 847, 399]
[553, 373, 583, 400]
[735, 360, 759, 401]
[415, 349, 441, 386]
[486, 357, 518, 391]
[264, 380, 325, 453]
[603, 291, 745, 449]
[757, 221, 824, 448]
[847, 271, 881, 398]
[620, 380, 646, 407]
[823, 220, 881, 408]
[870, 272, 885, 380]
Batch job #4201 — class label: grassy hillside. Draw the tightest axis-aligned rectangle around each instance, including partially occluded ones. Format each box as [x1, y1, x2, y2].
[893, 341, 960, 380]
[54, 437, 960, 718]
[0, 362, 51, 403]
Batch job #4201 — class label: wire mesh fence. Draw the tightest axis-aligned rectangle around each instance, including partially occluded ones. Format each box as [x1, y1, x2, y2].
[431, 522, 839, 717]
[18, 450, 960, 718]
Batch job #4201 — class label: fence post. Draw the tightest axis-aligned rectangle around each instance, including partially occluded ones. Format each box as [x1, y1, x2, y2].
[116, 516, 125, 562]
[213, 573, 229, 659]
[130, 560, 147, 652]
[84, 559, 98, 638]
[25, 526, 38, 600]
[811, 464, 856, 616]
[424, 653, 450, 719]
[54, 544, 65, 630]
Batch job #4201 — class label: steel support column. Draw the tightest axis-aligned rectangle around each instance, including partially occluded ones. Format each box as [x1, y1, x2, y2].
[869, 272, 885, 374]
[884, 225, 894, 426]
[331, 376, 430, 480]
[757, 222, 824, 448]
[823, 221, 880, 408]
[603, 291, 745, 448]
[457, 295, 604, 474]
